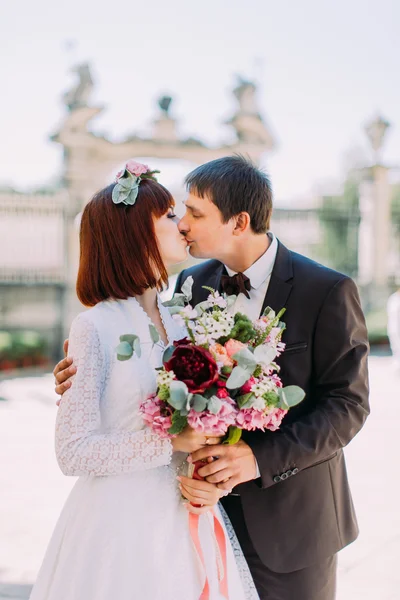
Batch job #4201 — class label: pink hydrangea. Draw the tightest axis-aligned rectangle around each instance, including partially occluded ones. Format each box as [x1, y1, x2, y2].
[236, 408, 267, 431]
[140, 396, 173, 438]
[263, 407, 288, 431]
[126, 160, 150, 177]
[224, 339, 247, 358]
[187, 398, 237, 435]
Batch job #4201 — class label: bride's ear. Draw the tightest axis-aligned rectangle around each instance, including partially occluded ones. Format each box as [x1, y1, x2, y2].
[232, 212, 251, 235]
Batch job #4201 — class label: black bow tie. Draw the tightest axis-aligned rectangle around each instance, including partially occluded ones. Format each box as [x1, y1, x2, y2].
[221, 272, 251, 299]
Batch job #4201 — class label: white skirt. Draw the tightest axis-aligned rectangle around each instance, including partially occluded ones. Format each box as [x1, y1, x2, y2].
[30, 457, 259, 600]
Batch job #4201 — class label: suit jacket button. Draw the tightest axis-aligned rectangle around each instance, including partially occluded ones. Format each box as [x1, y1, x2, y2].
[280, 472, 288, 480]
[292, 468, 299, 475]
[273, 475, 281, 483]
[286, 469, 292, 477]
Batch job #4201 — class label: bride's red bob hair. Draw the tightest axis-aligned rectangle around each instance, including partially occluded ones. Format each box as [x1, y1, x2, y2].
[76, 179, 175, 307]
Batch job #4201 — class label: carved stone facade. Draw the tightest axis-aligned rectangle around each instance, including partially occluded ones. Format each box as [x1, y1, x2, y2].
[53, 64, 275, 217]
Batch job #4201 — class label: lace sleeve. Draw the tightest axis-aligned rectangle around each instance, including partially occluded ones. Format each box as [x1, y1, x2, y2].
[55, 314, 173, 476]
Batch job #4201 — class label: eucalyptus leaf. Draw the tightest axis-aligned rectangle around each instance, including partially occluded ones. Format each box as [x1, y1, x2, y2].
[116, 341, 133, 361]
[120, 334, 139, 344]
[232, 348, 257, 372]
[192, 394, 208, 412]
[162, 345, 175, 364]
[181, 276, 194, 301]
[162, 294, 186, 308]
[278, 385, 305, 409]
[226, 366, 252, 390]
[149, 324, 160, 344]
[207, 395, 222, 415]
[253, 345, 277, 367]
[112, 185, 127, 204]
[237, 392, 254, 409]
[168, 380, 189, 410]
[125, 187, 139, 205]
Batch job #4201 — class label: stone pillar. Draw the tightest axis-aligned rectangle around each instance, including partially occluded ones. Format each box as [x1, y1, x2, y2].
[358, 165, 391, 287]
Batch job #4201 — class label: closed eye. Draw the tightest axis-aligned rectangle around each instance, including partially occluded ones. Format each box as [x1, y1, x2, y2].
[167, 213, 177, 219]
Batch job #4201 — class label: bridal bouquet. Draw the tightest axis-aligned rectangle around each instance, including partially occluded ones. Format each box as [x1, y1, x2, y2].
[139, 278, 305, 444]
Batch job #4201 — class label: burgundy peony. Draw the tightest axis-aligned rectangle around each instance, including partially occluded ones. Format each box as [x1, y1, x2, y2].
[164, 344, 219, 394]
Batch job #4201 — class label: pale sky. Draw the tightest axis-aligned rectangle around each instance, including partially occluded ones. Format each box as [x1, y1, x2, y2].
[1, 0, 399, 204]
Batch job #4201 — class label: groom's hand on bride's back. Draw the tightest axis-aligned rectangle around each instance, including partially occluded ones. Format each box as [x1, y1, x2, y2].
[53, 339, 77, 402]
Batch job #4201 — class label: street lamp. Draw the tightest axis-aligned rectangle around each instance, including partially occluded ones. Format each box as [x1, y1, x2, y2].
[364, 115, 390, 164]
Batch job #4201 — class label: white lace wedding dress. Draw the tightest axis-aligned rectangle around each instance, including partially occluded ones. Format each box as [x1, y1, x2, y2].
[30, 296, 259, 600]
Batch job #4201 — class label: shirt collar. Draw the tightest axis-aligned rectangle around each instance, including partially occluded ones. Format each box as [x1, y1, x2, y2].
[225, 232, 278, 291]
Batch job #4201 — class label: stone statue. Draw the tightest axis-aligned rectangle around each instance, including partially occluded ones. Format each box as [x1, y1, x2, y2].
[233, 77, 258, 115]
[63, 63, 94, 111]
[158, 96, 173, 115]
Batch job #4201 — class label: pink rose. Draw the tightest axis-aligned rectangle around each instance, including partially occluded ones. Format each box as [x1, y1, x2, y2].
[125, 160, 150, 177]
[240, 376, 256, 395]
[217, 387, 229, 399]
[209, 343, 234, 367]
[224, 339, 247, 358]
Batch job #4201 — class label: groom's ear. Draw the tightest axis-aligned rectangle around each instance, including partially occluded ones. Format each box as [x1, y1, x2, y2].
[233, 212, 251, 235]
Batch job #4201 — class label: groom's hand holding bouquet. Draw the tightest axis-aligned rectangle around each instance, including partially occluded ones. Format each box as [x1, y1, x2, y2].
[140, 278, 305, 503]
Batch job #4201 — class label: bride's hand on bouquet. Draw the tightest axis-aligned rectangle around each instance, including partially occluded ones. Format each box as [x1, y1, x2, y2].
[178, 474, 226, 514]
[171, 426, 220, 454]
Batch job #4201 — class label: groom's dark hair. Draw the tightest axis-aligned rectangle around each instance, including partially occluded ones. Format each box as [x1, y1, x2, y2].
[184, 155, 273, 233]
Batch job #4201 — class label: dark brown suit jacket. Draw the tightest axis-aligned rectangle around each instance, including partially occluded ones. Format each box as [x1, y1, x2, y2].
[175, 241, 370, 573]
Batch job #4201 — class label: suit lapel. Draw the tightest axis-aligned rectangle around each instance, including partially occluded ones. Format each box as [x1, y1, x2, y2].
[260, 241, 293, 317]
[193, 261, 225, 303]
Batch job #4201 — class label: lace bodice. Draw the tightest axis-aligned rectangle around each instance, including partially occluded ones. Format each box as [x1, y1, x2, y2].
[55, 296, 185, 477]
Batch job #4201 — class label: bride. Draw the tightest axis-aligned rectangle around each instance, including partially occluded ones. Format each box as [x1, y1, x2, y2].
[30, 161, 258, 600]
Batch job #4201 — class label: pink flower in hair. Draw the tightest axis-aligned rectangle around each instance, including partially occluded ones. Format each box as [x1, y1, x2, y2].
[125, 160, 150, 177]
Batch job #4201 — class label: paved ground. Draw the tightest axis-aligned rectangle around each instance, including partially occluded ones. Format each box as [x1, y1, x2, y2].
[0, 357, 399, 599]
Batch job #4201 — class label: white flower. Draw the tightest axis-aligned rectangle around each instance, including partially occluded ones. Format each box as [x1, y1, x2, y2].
[251, 377, 275, 398]
[156, 369, 176, 387]
[172, 314, 185, 328]
[248, 395, 266, 410]
[181, 305, 198, 319]
[207, 291, 227, 309]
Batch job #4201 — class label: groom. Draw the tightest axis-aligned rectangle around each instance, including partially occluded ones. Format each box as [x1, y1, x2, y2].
[54, 156, 369, 599]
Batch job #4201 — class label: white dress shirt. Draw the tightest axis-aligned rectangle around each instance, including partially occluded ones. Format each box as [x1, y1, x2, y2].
[225, 232, 278, 321]
[224, 232, 278, 481]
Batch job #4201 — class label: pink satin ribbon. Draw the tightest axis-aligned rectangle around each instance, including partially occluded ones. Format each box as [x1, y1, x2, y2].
[189, 510, 229, 600]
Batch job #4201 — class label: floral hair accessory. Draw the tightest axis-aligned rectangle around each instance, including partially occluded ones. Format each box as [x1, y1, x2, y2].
[112, 160, 160, 206]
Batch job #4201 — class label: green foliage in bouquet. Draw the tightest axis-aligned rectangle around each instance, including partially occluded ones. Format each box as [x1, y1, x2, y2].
[218, 313, 256, 345]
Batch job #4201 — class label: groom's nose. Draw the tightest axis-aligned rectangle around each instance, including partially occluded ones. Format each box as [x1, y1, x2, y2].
[178, 217, 189, 234]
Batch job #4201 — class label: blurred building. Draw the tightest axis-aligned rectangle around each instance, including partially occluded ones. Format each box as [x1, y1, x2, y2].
[0, 66, 276, 366]
[0, 65, 399, 368]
